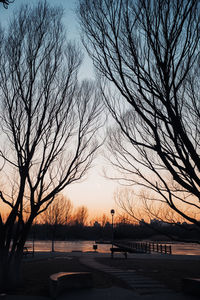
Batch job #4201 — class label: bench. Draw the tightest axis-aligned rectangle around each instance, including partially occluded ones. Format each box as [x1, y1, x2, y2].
[23, 246, 34, 257]
[110, 247, 127, 259]
[182, 278, 200, 296]
[49, 272, 93, 298]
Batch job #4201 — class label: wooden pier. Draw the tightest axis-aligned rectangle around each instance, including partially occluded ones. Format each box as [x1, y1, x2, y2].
[113, 241, 172, 255]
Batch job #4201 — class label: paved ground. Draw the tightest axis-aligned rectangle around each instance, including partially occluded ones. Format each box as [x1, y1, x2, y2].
[2, 251, 200, 300]
[79, 253, 199, 300]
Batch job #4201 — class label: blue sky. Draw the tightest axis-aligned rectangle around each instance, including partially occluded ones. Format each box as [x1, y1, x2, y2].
[0, 0, 94, 79]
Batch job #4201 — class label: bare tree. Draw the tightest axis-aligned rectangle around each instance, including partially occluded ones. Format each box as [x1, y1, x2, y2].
[73, 205, 89, 226]
[42, 195, 73, 252]
[114, 188, 149, 224]
[100, 213, 110, 227]
[0, 0, 14, 9]
[115, 212, 133, 225]
[115, 187, 200, 242]
[78, 0, 200, 227]
[42, 195, 73, 226]
[0, 2, 102, 290]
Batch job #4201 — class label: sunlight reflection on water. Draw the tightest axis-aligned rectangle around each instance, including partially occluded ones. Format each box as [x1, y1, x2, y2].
[24, 240, 200, 255]
[25, 240, 111, 253]
[169, 242, 200, 255]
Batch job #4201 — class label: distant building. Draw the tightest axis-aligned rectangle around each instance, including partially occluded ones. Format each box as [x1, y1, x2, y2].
[150, 218, 170, 227]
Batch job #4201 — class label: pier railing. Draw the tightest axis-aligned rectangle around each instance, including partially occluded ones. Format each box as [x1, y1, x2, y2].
[113, 241, 172, 255]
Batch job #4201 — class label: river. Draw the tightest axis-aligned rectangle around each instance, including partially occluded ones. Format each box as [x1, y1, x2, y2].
[25, 240, 200, 255]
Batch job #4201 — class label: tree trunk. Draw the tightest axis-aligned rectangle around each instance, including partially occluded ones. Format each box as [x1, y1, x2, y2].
[51, 227, 55, 252]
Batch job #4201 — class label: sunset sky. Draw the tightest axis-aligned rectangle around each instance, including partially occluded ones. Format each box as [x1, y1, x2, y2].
[0, 0, 121, 219]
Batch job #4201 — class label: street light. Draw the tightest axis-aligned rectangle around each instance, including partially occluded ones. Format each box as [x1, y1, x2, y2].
[110, 209, 115, 250]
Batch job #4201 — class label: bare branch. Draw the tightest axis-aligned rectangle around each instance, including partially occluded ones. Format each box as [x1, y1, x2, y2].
[0, 2, 103, 287]
[78, 0, 200, 226]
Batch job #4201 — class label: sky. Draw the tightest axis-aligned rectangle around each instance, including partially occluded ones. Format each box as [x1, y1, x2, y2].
[0, 0, 120, 220]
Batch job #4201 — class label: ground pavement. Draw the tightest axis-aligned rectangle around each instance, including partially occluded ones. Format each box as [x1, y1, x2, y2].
[1, 251, 200, 300]
[78, 252, 199, 300]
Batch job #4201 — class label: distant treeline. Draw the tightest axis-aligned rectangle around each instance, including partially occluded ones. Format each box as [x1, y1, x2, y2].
[28, 222, 200, 242]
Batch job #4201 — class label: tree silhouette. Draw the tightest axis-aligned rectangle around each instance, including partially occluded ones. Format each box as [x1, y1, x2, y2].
[0, 0, 14, 9]
[73, 206, 89, 226]
[78, 0, 200, 226]
[0, 2, 102, 291]
[42, 195, 73, 252]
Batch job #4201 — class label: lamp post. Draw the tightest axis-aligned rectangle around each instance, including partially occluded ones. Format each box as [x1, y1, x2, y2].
[110, 209, 115, 250]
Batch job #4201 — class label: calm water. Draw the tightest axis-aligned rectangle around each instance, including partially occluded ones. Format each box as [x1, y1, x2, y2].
[25, 240, 111, 253]
[169, 242, 200, 256]
[25, 240, 200, 255]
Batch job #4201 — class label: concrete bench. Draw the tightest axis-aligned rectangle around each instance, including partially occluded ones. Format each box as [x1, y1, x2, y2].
[182, 277, 200, 296]
[49, 271, 93, 298]
[110, 247, 127, 259]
